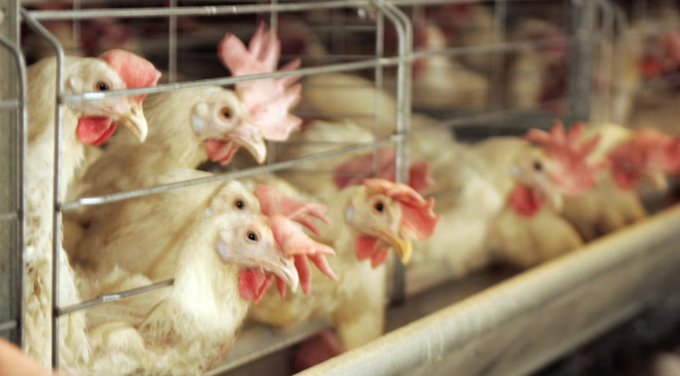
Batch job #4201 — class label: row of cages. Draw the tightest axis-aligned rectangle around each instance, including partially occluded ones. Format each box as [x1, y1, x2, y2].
[2, 0, 680, 375]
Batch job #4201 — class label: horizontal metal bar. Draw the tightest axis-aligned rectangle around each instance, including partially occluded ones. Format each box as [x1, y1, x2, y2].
[298, 204, 680, 376]
[0, 99, 18, 110]
[63, 59, 385, 103]
[0, 212, 17, 222]
[26, 1, 367, 20]
[61, 137, 395, 211]
[0, 320, 18, 332]
[62, 37, 568, 104]
[57, 279, 174, 316]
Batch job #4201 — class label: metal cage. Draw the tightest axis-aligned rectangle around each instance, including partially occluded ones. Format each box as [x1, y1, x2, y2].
[2, 0, 680, 375]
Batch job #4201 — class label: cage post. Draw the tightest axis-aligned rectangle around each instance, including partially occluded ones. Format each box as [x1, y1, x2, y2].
[168, 0, 178, 83]
[370, 0, 412, 305]
[490, 0, 507, 112]
[0, 0, 23, 348]
[567, 0, 597, 121]
[20, 8, 66, 367]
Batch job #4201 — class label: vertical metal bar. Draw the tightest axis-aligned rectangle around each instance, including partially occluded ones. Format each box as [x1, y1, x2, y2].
[372, 1, 411, 305]
[72, 0, 80, 53]
[168, 0, 178, 83]
[610, 4, 628, 124]
[267, 0, 279, 166]
[490, 0, 507, 112]
[269, 0, 278, 34]
[372, 9, 384, 178]
[0, 32, 27, 351]
[595, 0, 614, 122]
[20, 9, 66, 368]
[0, 0, 23, 347]
[567, 0, 596, 121]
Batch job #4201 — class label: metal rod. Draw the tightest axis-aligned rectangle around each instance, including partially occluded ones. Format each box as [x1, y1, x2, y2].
[490, 0, 508, 113]
[0, 320, 18, 332]
[373, 0, 410, 306]
[59, 36, 569, 103]
[27, 1, 368, 20]
[0, 99, 19, 109]
[58, 280, 174, 317]
[72, 0, 80, 50]
[20, 8, 65, 368]
[0, 211, 17, 222]
[0, 28, 27, 348]
[372, 8, 385, 180]
[62, 138, 395, 211]
[168, 0, 178, 83]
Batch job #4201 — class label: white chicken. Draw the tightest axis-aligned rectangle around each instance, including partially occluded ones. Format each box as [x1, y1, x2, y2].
[73, 24, 301, 201]
[73, 169, 336, 286]
[24, 50, 160, 368]
[249, 178, 440, 368]
[385, 21, 489, 109]
[560, 123, 680, 240]
[293, 73, 598, 274]
[80, 211, 304, 376]
[504, 18, 569, 112]
[73, 170, 338, 375]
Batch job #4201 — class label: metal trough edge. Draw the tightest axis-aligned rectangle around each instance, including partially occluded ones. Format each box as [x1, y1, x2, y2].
[297, 204, 680, 376]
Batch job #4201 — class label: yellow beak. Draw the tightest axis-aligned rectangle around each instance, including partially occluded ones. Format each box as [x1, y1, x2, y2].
[377, 228, 413, 265]
[118, 103, 148, 143]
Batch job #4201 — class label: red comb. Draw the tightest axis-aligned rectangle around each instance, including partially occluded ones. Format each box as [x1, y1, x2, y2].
[363, 179, 440, 241]
[255, 185, 330, 236]
[525, 120, 605, 196]
[218, 23, 302, 141]
[98, 50, 161, 103]
[269, 215, 337, 295]
[333, 149, 435, 194]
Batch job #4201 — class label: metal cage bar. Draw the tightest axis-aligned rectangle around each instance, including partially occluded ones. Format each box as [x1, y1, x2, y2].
[0, 21, 27, 349]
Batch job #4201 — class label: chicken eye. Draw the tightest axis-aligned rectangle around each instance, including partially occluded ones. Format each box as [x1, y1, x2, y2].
[533, 160, 543, 171]
[374, 202, 384, 212]
[234, 200, 245, 210]
[246, 231, 258, 242]
[220, 107, 232, 120]
[95, 81, 110, 91]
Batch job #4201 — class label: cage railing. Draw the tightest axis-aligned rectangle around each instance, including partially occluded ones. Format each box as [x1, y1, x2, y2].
[6, 0, 625, 373]
[0, 21, 27, 349]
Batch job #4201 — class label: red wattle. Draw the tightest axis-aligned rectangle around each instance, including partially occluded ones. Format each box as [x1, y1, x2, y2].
[509, 185, 546, 218]
[205, 139, 239, 165]
[238, 269, 273, 303]
[77, 117, 117, 146]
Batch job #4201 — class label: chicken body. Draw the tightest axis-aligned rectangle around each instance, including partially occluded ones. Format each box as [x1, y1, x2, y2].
[24, 52, 159, 368]
[73, 169, 262, 281]
[80, 212, 298, 376]
[560, 123, 648, 240]
[250, 181, 438, 350]
[249, 187, 385, 349]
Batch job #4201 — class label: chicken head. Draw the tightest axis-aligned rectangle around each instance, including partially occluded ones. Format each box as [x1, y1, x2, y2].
[213, 213, 299, 303]
[608, 128, 680, 190]
[345, 179, 440, 268]
[190, 89, 267, 165]
[67, 49, 161, 145]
